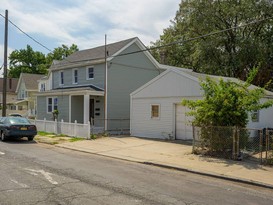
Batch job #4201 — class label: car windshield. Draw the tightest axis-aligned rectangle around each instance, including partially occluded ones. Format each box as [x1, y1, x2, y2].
[7, 117, 30, 125]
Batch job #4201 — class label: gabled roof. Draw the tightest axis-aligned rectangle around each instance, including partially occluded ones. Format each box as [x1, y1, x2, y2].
[16, 73, 45, 93]
[131, 67, 273, 97]
[0, 78, 19, 93]
[50, 37, 139, 69]
[49, 37, 162, 71]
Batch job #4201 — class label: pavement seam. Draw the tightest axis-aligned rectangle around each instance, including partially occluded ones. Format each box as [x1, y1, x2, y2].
[56, 144, 273, 190]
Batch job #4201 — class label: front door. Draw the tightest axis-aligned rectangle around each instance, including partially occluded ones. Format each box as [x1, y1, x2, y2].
[90, 99, 95, 122]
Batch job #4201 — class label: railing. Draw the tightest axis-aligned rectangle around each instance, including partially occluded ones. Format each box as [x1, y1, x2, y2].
[30, 118, 131, 138]
[30, 119, 91, 139]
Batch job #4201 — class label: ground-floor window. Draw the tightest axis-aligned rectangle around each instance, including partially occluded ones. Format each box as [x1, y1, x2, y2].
[10, 105, 16, 110]
[151, 104, 160, 119]
[47, 97, 58, 113]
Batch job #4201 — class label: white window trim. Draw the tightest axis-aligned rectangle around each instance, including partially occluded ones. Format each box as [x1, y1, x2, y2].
[59, 70, 64, 86]
[86, 66, 94, 80]
[151, 104, 160, 120]
[72, 68, 78, 84]
[47, 97, 58, 114]
[251, 110, 259, 122]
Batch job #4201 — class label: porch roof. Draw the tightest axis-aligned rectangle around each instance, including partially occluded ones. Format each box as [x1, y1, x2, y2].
[36, 86, 104, 97]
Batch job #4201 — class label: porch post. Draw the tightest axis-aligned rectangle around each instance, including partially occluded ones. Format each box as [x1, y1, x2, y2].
[83, 95, 90, 124]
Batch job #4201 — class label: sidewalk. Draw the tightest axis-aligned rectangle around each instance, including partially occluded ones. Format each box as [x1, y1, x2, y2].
[55, 136, 273, 189]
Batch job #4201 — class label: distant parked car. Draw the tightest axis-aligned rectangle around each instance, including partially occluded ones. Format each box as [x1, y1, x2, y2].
[0, 117, 37, 141]
[9, 113, 22, 117]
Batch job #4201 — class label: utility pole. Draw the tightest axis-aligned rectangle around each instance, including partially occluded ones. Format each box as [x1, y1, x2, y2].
[104, 34, 108, 132]
[2, 10, 8, 117]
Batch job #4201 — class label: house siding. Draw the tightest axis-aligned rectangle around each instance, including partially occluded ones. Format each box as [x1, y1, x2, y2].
[131, 97, 177, 138]
[52, 64, 105, 89]
[107, 43, 161, 130]
[37, 95, 69, 121]
[71, 96, 84, 123]
[17, 82, 26, 99]
[247, 98, 273, 129]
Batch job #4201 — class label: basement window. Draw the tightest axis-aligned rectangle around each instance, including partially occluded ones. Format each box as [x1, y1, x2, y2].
[151, 104, 160, 119]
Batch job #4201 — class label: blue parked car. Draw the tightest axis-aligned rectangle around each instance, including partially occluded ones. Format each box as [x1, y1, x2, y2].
[0, 117, 37, 141]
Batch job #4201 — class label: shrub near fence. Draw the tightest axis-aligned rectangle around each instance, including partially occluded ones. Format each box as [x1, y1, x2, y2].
[192, 126, 264, 162]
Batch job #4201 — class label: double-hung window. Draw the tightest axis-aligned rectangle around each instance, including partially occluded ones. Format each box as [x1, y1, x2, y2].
[73, 69, 78, 84]
[47, 97, 58, 113]
[59, 71, 64, 85]
[151, 104, 160, 119]
[87, 67, 94, 79]
[40, 83, 45, 92]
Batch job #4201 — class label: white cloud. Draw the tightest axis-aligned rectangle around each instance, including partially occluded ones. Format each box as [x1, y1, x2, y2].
[1, 0, 180, 51]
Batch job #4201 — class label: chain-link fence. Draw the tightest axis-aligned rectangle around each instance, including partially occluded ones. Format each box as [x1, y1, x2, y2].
[192, 126, 273, 165]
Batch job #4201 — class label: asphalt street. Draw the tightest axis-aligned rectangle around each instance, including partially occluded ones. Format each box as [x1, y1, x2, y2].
[0, 139, 273, 205]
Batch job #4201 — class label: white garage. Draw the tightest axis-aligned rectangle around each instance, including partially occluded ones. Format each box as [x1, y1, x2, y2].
[130, 67, 203, 140]
[130, 67, 273, 140]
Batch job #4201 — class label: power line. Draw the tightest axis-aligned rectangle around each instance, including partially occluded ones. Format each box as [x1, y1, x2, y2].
[0, 13, 52, 52]
[52, 16, 273, 64]
[113, 16, 273, 58]
[1, 12, 272, 65]
[0, 13, 77, 65]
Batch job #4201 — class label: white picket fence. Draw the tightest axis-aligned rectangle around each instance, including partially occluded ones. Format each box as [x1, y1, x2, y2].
[30, 119, 91, 139]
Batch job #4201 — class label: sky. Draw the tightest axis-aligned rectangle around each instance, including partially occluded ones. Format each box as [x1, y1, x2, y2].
[0, 0, 181, 75]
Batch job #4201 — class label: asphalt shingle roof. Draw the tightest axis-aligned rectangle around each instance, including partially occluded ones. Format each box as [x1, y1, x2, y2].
[51, 37, 138, 68]
[0, 78, 18, 92]
[20, 73, 45, 90]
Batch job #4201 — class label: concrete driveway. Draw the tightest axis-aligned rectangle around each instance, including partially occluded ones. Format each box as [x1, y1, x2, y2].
[56, 136, 273, 189]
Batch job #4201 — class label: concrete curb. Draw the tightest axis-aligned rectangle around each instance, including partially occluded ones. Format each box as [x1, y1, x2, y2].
[142, 162, 273, 190]
[56, 144, 273, 190]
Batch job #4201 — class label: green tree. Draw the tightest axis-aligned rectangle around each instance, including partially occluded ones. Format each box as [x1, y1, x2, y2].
[182, 69, 273, 128]
[46, 44, 78, 64]
[182, 69, 273, 154]
[8, 45, 47, 78]
[151, 0, 273, 88]
[8, 44, 79, 78]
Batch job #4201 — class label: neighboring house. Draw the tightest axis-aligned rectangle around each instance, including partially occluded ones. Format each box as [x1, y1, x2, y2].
[36, 37, 165, 132]
[130, 67, 273, 140]
[0, 78, 19, 115]
[15, 73, 45, 117]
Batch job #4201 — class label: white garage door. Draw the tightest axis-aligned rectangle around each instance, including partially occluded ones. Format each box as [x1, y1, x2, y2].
[175, 105, 193, 140]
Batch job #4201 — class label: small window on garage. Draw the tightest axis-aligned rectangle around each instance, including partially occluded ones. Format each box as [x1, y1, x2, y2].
[251, 110, 259, 122]
[151, 104, 160, 119]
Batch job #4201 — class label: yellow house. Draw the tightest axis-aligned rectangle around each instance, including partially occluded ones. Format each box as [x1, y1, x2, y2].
[15, 73, 45, 117]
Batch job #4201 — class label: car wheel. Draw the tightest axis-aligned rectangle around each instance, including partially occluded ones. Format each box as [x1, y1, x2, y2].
[1, 132, 6, 142]
[28, 136, 34, 141]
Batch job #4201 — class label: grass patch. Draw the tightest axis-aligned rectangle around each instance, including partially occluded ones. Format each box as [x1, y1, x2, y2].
[69, 137, 84, 142]
[38, 131, 55, 136]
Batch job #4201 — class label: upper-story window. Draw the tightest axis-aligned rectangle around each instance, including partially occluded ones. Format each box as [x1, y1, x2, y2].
[19, 89, 27, 99]
[73, 69, 78, 84]
[40, 83, 46, 92]
[87, 67, 94, 79]
[59, 71, 64, 85]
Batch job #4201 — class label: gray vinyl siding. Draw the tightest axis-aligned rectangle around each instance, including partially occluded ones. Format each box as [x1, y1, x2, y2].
[37, 96, 47, 120]
[93, 97, 105, 127]
[71, 96, 84, 123]
[57, 96, 69, 122]
[107, 43, 161, 130]
[36, 95, 69, 122]
[52, 64, 105, 89]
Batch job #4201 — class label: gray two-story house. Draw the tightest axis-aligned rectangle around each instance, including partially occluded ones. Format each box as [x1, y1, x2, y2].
[36, 37, 164, 132]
